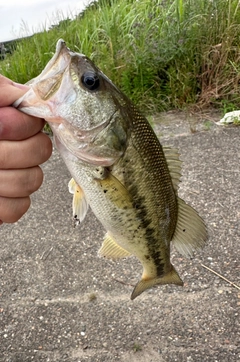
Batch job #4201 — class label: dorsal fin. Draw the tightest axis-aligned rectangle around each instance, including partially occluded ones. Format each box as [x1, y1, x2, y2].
[163, 146, 182, 192]
[68, 178, 89, 224]
[171, 197, 207, 258]
[98, 233, 132, 259]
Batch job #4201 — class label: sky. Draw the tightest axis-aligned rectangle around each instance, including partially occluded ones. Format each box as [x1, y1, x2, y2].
[0, 0, 92, 42]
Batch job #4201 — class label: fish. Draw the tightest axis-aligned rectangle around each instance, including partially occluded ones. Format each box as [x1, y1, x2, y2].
[14, 39, 207, 300]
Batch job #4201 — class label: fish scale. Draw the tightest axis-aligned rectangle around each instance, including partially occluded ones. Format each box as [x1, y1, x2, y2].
[117, 109, 176, 283]
[118, 105, 177, 239]
[14, 39, 207, 300]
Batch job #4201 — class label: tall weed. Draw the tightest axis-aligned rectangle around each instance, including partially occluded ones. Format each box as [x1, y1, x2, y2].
[1, 0, 240, 112]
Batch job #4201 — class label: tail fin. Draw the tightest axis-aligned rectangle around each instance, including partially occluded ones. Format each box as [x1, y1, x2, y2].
[131, 266, 183, 300]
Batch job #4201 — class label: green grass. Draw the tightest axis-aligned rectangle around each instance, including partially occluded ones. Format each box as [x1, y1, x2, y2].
[133, 342, 142, 352]
[1, 0, 240, 112]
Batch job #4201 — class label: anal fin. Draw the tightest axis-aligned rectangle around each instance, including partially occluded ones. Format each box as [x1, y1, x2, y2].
[98, 233, 132, 259]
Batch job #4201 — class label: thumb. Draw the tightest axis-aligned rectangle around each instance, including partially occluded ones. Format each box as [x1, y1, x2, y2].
[0, 75, 29, 106]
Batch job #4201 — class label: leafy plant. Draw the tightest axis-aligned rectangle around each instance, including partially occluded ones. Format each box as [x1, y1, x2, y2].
[1, 0, 240, 112]
[133, 342, 142, 352]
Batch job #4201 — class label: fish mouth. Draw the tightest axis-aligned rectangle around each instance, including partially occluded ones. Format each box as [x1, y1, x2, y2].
[13, 39, 71, 110]
[13, 39, 78, 118]
[29, 39, 71, 87]
[56, 39, 68, 54]
[38, 40, 71, 78]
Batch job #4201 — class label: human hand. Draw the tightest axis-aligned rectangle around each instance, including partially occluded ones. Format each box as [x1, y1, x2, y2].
[0, 75, 52, 224]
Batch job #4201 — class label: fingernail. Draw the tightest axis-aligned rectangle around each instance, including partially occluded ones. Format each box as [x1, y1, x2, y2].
[13, 82, 29, 91]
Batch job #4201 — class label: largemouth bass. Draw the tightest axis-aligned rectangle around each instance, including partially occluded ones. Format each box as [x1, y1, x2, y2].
[14, 40, 207, 300]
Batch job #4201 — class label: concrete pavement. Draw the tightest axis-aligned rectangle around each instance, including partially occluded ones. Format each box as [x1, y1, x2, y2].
[0, 112, 239, 362]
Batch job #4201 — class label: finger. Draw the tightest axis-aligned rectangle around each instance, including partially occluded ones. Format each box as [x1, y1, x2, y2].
[0, 166, 43, 197]
[0, 196, 31, 223]
[0, 75, 29, 106]
[0, 106, 45, 140]
[0, 132, 52, 169]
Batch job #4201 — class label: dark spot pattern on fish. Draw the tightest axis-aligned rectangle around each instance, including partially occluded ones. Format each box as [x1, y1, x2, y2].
[145, 226, 155, 237]
[127, 173, 166, 276]
[145, 227, 165, 276]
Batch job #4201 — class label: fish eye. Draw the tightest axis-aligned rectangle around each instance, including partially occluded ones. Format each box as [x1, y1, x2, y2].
[81, 72, 100, 91]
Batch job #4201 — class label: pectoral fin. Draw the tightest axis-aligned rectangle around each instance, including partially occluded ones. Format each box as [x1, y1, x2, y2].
[96, 173, 132, 209]
[98, 233, 132, 259]
[171, 197, 207, 258]
[68, 178, 89, 223]
[131, 266, 183, 300]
